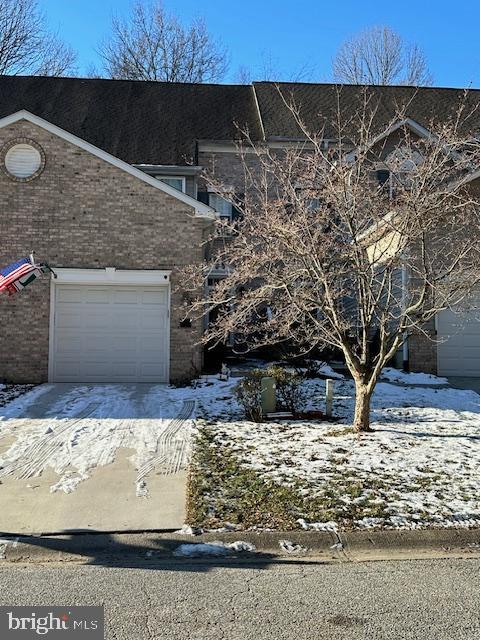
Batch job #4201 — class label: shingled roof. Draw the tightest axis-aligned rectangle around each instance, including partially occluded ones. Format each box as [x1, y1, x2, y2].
[253, 82, 480, 141]
[2, 76, 480, 165]
[0, 75, 264, 165]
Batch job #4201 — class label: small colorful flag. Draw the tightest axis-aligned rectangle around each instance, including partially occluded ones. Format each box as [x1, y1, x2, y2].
[0, 256, 54, 296]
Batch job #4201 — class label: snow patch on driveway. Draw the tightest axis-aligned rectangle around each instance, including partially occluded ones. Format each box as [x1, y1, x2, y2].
[0, 384, 195, 495]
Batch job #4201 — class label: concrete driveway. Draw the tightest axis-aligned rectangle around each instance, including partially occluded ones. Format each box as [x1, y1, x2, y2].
[0, 384, 195, 534]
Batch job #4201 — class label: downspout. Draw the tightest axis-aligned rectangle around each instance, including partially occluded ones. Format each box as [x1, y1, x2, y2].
[401, 263, 410, 371]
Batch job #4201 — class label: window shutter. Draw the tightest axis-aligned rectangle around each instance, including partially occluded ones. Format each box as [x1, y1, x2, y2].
[197, 191, 210, 205]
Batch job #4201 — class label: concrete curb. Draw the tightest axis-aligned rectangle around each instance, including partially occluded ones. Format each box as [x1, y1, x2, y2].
[1, 529, 480, 564]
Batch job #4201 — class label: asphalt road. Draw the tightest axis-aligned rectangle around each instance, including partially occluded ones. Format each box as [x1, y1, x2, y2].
[0, 557, 479, 639]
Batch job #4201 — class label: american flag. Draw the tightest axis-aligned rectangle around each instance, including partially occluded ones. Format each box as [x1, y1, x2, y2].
[0, 257, 44, 295]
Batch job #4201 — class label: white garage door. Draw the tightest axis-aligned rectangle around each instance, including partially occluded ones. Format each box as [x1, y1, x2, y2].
[51, 284, 169, 382]
[437, 306, 480, 376]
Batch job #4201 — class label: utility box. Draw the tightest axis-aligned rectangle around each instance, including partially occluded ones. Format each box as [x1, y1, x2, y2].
[325, 379, 334, 417]
[261, 376, 276, 415]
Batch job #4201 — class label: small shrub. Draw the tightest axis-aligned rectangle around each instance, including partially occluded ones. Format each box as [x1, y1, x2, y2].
[235, 370, 264, 422]
[287, 358, 320, 379]
[302, 359, 327, 379]
[235, 366, 307, 420]
[267, 365, 307, 416]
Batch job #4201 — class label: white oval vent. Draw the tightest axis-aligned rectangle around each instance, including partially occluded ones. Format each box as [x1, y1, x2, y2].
[5, 143, 42, 178]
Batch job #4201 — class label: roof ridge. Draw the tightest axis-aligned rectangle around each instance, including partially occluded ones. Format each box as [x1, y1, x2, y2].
[253, 80, 480, 92]
[0, 74, 249, 88]
[2, 76, 480, 92]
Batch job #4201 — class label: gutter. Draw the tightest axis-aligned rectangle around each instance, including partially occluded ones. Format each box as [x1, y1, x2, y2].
[133, 164, 202, 176]
[1, 529, 479, 564]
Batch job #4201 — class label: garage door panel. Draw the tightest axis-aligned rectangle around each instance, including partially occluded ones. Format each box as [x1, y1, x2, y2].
[108, 348, 139, 360]
[138, 311, 168, 333]
[110, 311, 142, 330]
[138, 343, 167, 359]
[83, 288, 112, 304]
[141, 289, 168, 305]
[140, 362, 168, 377]
[56, 287, 86, 304]
[52, 283, 169, 382]
[113, 289, 142, 304]
[55, 312, 85, 330]
[55, 333, 84, 351]
[83, 315, 113, 330]
[437, 302, 480, 376]
[464, 326, 480, 337]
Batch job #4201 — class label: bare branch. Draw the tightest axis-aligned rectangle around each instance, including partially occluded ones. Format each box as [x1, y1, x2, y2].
[183, 88, 480, 431]
[99, 0, 228, 83]
[333, 26, 432, 86]
[0, 0, 76, 76]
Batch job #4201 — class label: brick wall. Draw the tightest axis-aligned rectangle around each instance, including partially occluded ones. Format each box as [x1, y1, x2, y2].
[408, 322, 438, 374]
[198, 148, 261, 193]
[0, 120, 211, 383]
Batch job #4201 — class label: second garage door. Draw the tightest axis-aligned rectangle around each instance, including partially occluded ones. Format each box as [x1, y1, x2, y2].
[51, 284, 169, 382]
[437, 305, 480, 376]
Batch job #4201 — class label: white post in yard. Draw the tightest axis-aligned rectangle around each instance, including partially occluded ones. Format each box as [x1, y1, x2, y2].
[325, 379, 334, 417]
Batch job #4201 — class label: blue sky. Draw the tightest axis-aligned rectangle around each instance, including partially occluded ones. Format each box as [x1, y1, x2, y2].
[42, 0, 480, 87]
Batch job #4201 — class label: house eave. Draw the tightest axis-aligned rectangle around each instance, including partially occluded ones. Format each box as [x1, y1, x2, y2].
[133, 164, 202, 176]
[0, 110, 215, 218]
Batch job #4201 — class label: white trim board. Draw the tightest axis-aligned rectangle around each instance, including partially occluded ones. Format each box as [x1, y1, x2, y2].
[48, 268, 171, 382]
[0, 110, 215, 219]
[198, 140, 315, 153]
[346, 118, 434, 161]
[53, 267, 171, 285]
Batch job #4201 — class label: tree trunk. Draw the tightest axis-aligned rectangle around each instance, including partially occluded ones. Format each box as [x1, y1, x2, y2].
[353, 381, 374, 432]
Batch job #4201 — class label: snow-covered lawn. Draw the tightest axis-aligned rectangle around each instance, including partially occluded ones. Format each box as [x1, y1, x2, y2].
[189, 372, 480, 531]
[2, 372, 479, 532]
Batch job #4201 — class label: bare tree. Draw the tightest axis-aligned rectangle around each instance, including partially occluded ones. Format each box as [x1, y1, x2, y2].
[333, 26, 432, 86]
[185, 90, 480, 432]
[234, 51, 314, 84]
[99, 0, 228, 83]
[0, 0, 76, 76]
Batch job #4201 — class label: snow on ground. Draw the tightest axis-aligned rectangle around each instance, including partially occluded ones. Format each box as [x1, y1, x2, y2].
[2, 370, 479, 531]
[173, 540, 256, 557]
[315, 363, 345, 380]
[0, 384, 196, 495]
[380, 367, 448, 386]
[193, 372, 480, 531]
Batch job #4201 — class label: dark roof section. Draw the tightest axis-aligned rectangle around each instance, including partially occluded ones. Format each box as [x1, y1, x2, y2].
[3, 77, 480, 164]
[253, 82, 480, 140]
[0, 76, 264, 165]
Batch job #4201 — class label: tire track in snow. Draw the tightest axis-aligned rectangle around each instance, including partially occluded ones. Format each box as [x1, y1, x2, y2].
[135, 399, 195, 497]
[0, 403, 99, 480]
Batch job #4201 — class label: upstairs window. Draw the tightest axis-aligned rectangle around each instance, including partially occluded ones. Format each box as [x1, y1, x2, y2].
[208, 193, 234, 221]
[197, 191, 242, 223]
[155, 176, 186, 192]
[376, 169, 390, 186]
